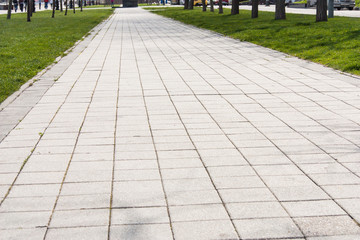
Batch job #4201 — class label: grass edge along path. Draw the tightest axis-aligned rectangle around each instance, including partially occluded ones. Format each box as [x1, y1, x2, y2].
[0, 9, 114, 104]
[146, 7, 360, 77]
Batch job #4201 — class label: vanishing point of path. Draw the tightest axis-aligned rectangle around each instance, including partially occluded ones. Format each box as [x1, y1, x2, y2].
[1, 8, 360, 240]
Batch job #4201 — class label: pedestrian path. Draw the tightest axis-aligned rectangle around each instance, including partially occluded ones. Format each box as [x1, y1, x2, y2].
[1, 7, 360, 240]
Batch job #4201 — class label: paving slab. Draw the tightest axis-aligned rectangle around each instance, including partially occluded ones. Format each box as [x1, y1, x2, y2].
[234, 217, 303, 239]
[0, 7, 360, 239]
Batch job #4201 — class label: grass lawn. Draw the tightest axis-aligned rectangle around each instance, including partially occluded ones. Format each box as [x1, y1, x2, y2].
[0, 9, 113, 103]
[147, 7, 360, 76]
[139, 3, 162, 6]
[82, 5, 114, 8]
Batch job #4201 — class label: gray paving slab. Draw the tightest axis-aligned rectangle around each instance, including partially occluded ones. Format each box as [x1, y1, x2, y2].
[0, 7, 360, 239]
[46, 226, 108, 240]
[110, 224, 173, 240]
[234, 217, 303, 239]
[0, 228, 46, 240]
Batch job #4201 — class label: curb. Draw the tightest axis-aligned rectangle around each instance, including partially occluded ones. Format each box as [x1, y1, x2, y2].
[0, 14, 112, 112]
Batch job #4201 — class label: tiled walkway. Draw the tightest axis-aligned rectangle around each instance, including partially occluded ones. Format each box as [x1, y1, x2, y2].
[1, 8, 360, 240]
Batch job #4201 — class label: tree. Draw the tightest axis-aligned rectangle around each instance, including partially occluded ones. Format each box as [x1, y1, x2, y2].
[218, 0, 223, 13]
[252, 0, 258, 18]
[184, 0, 189, 9]
[210, 0, 214, 12]
[60, 0, 63, 11]
[184, 0, 189, 8]
[189, 0, 194, 9]
[275, 0, 285, 19]
[7, 0, 13, 19]
[202, 0, 206, 11]
[231, 0, 239, 15]
[73, 0, 75, 13]
[65, 0, 68, 15]
[316, 0, 327, 22]
[27, 0, 31, 21]
[52, 0, 56, 17]
[80, 0, 83, 11]
[30, 0, 33, 16]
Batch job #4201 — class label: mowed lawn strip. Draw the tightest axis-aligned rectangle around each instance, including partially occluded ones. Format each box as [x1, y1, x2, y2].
[0, 9, 113, 103]
[147, 7, 360, 76]
[81, 5, 114, 8]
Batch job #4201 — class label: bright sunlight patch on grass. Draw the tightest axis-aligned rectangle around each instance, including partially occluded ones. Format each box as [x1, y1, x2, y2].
[147, 7, 360, 77]
[0, 9, 113, 103]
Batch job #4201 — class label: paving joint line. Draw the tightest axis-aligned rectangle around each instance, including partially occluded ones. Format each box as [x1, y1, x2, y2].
[132, 19, 176, 240]
[107, 10, 123, 240]
[42, 14, 118, 240]
[133, 15, 242, 240]
[143, 18, 310, 239]
[0, 24, 110, 208]
[170, 27, 360, 228]
[0, 16, 112, 144]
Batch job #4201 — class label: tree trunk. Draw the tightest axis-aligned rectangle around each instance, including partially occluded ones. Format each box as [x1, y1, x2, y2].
[27, 0, 31, 21]
[30, 0, 33, 16]
[252, 0, 258, 18]
[80, 0, 82, 11]
[275, 0, 285, 19]
[210, 0, 214, 11]
[316, 0, 327, 22]
[7, 0, 13, 19]
[231, 0, 239, 14]
[189, 0, 194, 9]
[73, 0, 75, 13]
[60, 0, 63, 11]
[65, 0, 68, 14]
[218, 0, 223, 13]
[52, 0, 55, 17]
[202, 0, 206, 11]
[184, 0, 188, 9]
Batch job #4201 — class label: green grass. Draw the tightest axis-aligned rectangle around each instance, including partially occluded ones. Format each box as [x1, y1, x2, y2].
[293, 0, 307, 4]
[0, 9, 113, 103]
[139, 3, 161, 6]
[81, 4, 114, 8]
[147, 7, 360, 76]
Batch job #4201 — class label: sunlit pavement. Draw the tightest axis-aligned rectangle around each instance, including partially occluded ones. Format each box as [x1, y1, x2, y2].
[0, 7, 360, 240]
